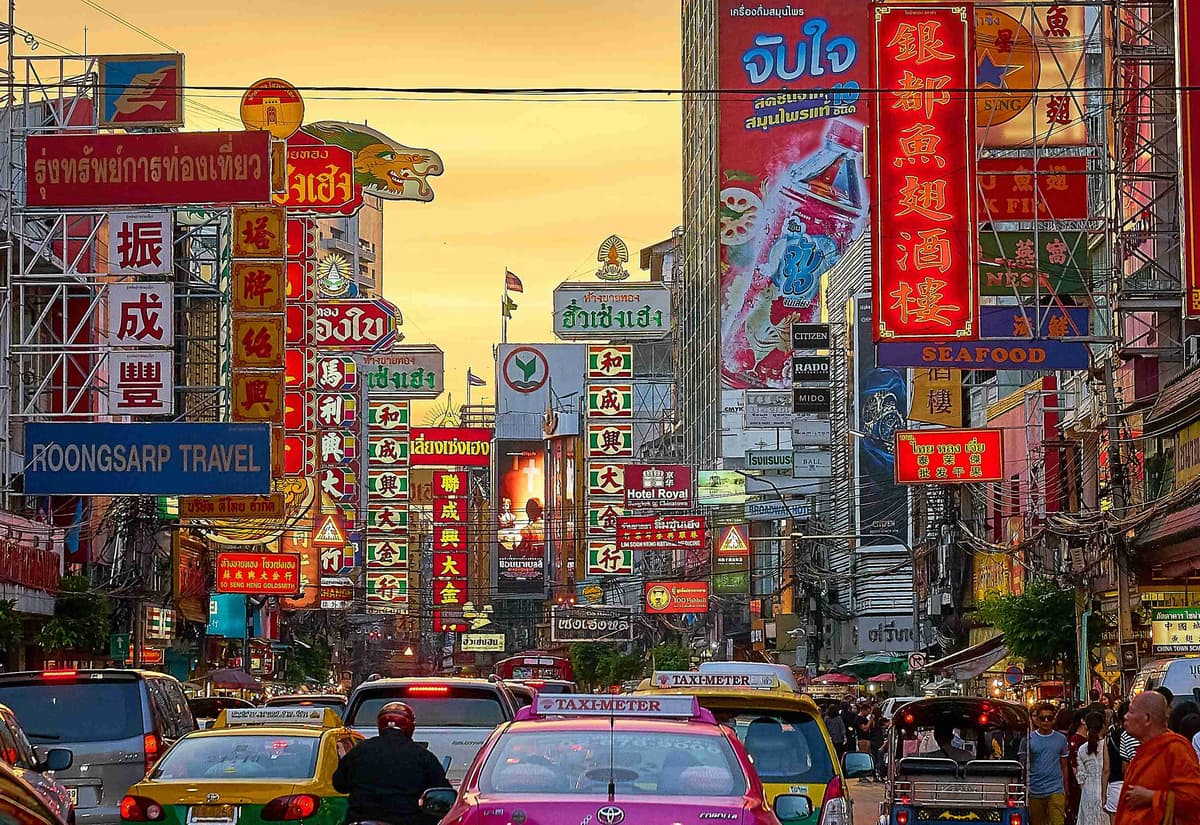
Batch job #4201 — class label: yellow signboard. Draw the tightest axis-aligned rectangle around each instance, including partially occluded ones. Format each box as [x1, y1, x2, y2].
[1176, 420, 1200, 487]
[232, 371, 284, 423]
[180, 494, 286, 520]
[232, 261, 285, 313]
[240, 78, 305, 141]
[909, 368, 963, 427]
[231, 205, 286, 258]
[233, 315, 285, 369]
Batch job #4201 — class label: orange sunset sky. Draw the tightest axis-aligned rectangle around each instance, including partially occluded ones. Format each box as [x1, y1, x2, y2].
[18, 0, 683, 416]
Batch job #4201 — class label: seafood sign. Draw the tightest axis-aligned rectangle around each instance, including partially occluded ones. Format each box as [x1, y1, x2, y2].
[311, 299, 401, 351]
[26, 131, 271, 208]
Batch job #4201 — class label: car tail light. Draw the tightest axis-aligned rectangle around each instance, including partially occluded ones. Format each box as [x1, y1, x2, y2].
[120, 796, 164, 821]
[897, 811, 910, 825]
[143, 733, 160, 774]
[262, 795, 320, 821]
[406, 685, 450, 695]
[1009, 814, 1021, 825]
[42, 669, 78, 679]
[818, 795, 849, 825]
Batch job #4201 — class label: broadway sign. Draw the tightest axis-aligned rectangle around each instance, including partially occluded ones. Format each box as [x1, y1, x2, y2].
[550, 605, 634, 643]
[27, 131, 271, 208]
[616, 515, 706, 553]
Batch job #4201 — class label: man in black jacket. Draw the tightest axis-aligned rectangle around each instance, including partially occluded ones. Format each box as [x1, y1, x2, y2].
[332, 702, 452, 825]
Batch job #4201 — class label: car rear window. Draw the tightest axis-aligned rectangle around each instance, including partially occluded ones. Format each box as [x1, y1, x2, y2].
[479, 728, 747, 796]
[151, 735, 319, 780]
[349, 687, 506, 727]
[729, 711, 834, 784]
[0, 680, 143, 743]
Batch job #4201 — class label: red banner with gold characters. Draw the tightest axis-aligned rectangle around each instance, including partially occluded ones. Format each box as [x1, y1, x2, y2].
[432, 470, 469, 610]
[893, 428, 1004, 484]
[1182, 0, 1200, 316]
[871, 4, 977, 341]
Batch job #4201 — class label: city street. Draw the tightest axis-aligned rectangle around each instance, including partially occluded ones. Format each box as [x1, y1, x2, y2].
[851, 780, 884, 825]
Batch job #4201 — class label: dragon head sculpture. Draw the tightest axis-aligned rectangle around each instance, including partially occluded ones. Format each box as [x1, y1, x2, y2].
[301, 121, 444, 203]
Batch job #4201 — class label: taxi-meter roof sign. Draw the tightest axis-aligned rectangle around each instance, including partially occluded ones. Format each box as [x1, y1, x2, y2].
[216, 707, 338, 728]
[533, 694, 699, 718]
[652, 671, 775, 689]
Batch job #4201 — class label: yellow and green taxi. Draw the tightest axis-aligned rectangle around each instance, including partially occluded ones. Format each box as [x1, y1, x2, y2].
[120, 708, 362, 825]
[637, 671, 869, 825]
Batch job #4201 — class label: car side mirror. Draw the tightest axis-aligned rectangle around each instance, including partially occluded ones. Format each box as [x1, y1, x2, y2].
[843, 751, 875, 778]
[40, 748, 72, 772]
[773, 794, 814, 822]
[419, 787, 456, 818]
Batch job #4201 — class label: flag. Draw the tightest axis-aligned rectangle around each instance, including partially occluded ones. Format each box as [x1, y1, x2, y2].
[467, 369, 486, 387]
[505, 270, 523, 293]
[502, 295, 518, 318]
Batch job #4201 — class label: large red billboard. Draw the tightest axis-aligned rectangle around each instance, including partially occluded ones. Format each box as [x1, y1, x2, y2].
[26, 131, 271, 208]
[717, 0, 870, 389]
[872, 4, 977, 342]
[894, 428, 1004, 484]
[1182, 0, 1200, 315]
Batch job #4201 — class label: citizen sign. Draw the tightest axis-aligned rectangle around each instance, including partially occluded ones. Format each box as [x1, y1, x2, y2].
[791, 323, 830, 350]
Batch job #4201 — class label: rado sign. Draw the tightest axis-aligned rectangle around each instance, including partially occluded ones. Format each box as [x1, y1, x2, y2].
[792, 355, 830, 383]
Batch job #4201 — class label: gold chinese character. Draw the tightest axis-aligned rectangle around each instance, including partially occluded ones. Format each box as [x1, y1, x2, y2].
[887, 20, 953, 64]
[897, 177, 952, 221]
[894, 123, 946, 168]
[889, 276, 961, 327]
[893, 71, 951, 118]
[896, 229, 952, 273]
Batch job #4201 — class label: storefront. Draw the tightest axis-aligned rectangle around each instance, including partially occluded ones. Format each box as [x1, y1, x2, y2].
[0, 513, 66, 670]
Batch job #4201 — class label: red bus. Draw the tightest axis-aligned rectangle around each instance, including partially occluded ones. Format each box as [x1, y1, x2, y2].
[493, 651, 574, 683]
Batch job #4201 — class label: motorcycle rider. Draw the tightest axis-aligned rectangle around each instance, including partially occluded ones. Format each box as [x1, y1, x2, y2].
[332, 702, 452, 824]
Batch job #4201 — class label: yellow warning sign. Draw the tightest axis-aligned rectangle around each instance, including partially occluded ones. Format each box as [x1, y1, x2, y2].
[313, 513, 346, 547]
[717, 524, 749, 557]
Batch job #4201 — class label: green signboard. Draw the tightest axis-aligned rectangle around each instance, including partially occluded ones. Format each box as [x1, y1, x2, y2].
[109, 632, 131, 661]
[978, 230, 1088, 296]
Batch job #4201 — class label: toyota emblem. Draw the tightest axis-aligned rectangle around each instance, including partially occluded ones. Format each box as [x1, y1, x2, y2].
[597, 806, 624, 825]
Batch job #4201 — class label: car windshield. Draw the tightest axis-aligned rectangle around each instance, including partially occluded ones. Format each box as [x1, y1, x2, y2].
[349, 690, 506, 727]
[727, 712, 834, 784]
[151, 735, 320, 780]
[478, 728, 747, 796]
[0, 682, 143, 743]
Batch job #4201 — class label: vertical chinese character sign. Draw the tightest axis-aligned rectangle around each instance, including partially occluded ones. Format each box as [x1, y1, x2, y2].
[107, 281, 175, 415]
[230, 206, 287, 431]
[364, 398, 410, 613]
[584, 345, 634, 580]
[872, 4, 977, 341]
[432, 471, 469, 614]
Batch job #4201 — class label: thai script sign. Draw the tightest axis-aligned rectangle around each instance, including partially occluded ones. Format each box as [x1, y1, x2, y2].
[855, 615, 914, 651]
[26, 130, 270, 208]
[274, 140, 362, 215]
[312, 300, 400, 351]
[409, 427, 493, 467]
[718, 2, 869, 389]
[872, 4, 976, 341]
[623, 464, 693, 510]
[1151, 608, 1200, 653]
[361, 346, 445, 399]
[617, 515, 707, 554]
[180, 494, 285, 520]
[645, 581, 710, 614]
[215, 552, 300, 595]
[894, 428, 1005, 484]
[978, 231, 1087, 296]
[877, 306, 1090, 370]
[24, 422, 271, 495]
[553, 283, 671, 340]
[460, 633, 506, 653]
[97, 54, 184, 129]
[746, 449, 792, 474]
[550, 606, 634, 642]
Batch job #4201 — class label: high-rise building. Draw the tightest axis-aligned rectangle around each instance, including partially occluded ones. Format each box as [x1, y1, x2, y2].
[314, 193, 385, 298]
[679, 0, 720, 467]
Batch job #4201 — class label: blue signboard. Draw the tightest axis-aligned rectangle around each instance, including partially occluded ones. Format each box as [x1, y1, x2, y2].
[24, 422, 271, 495]
[877, 306, 1090, 370]
[207, 594, 246, 639]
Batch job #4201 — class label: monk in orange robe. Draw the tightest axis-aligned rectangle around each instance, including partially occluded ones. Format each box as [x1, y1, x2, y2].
[1115, 691, 1200, 825]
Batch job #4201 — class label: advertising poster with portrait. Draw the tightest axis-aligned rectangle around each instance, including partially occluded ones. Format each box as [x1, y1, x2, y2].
[717, 0, 870, 388]
[854, 296, 908, 544]
[495, 440, 547, 597]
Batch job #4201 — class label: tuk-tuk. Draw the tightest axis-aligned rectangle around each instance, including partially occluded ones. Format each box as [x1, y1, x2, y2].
[883, 697, 1029, 825]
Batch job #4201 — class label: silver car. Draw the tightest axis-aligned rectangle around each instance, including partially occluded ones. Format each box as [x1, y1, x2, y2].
[0, 669, 195, 825]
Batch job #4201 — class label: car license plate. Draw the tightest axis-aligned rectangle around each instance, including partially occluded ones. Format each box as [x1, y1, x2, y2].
[65, 788, 78, 807]
[189, 805, 237, 825]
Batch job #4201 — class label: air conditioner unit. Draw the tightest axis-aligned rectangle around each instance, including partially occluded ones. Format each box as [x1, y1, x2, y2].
[1187, 335, 1200, 365]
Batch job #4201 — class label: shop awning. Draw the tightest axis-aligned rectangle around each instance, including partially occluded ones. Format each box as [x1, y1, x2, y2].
[812, 672, 859, 685]
[924, 634, 1008, 681]
[1133, 500, 1200, 575]
[836, 653, 908, 678]
[207, 668, 264, 691]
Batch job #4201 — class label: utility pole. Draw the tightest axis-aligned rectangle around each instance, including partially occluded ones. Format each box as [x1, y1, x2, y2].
[1102, 357, 1134, 684]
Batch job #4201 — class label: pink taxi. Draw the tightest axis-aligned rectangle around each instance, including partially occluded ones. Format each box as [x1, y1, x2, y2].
[416, 693, 816, 825]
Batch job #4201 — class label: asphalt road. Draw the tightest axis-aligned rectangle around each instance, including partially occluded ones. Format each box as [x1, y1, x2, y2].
[850, 778, 884, 825]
